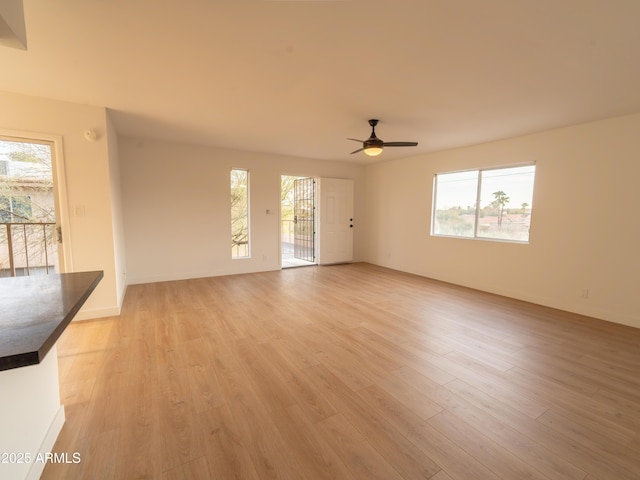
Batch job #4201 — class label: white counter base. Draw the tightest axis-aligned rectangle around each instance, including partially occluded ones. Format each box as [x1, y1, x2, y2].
[0, 345, 65, 480]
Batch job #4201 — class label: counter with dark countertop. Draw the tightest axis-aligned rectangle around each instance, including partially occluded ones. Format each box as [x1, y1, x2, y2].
[0, 270, 103, 371]
[0, 270, 103, 479]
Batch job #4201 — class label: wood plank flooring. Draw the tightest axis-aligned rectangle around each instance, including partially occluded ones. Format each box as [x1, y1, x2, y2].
[42, 263, 640, 479]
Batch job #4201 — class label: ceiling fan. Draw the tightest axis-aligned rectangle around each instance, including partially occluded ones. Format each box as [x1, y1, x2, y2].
[348, 119, 418, 156]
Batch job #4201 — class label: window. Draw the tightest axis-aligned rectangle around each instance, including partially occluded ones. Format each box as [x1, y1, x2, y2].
[230, 169, 250, 258]
[432, 164, 536, 243]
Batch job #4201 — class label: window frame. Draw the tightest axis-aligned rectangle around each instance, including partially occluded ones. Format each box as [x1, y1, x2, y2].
[431, 163, 536, 244]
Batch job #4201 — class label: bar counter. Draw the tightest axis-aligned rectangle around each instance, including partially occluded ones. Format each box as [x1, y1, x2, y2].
[0, 271, 103, 480]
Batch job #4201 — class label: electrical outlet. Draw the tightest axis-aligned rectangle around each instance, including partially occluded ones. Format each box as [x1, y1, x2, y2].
[580, 288, 589, 299]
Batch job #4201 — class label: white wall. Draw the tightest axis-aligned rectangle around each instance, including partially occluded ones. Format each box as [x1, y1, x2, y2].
[0, 90, 124, 318]
[105, 110, 128, 307]
[119, 137, 365, 284]
[365, 113, 640, 328]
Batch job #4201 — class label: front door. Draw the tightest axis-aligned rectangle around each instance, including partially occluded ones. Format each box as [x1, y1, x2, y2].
[318, 178, 354, 265]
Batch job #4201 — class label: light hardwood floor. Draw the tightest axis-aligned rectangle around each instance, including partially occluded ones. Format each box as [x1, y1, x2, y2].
[43, 263, 640, 479]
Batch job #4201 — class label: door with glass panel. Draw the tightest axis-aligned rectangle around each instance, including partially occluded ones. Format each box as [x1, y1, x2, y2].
[0, 135, 66, 277]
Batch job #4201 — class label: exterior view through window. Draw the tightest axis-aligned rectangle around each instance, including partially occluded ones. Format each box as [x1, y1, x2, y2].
[432, 164, 536, 242]
[230, 168, 249, 258]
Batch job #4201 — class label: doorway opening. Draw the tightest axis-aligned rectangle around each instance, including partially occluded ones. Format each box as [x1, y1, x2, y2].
[281, 175, 317, 268]
[0, 135, 66, 277]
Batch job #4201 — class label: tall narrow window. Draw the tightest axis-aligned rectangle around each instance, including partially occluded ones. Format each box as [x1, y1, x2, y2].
[230, 169, 250, 258]
[432, 164, 536, 243]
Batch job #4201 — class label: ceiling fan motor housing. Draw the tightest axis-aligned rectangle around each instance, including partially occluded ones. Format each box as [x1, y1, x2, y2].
[365, 137, 384, 149]
[366, 119, 383, 148]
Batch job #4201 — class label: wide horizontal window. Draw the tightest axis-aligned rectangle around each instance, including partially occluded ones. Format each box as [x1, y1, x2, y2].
[432, 164, 536, 243]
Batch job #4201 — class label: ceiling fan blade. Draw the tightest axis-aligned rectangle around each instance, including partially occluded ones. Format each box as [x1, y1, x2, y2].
[350, 147, 364, 154]
[382, 142, 418, 147]
[347, 138, 365, 143]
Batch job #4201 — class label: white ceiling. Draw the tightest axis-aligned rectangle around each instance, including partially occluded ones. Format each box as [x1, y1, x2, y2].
[2, 0, 640, 163]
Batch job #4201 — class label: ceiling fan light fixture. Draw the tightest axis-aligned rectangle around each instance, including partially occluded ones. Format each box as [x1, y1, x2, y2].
[364, 146, 383, 156]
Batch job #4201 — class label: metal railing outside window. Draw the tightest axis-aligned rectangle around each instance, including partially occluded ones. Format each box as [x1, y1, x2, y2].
[0, 222, 57, 277]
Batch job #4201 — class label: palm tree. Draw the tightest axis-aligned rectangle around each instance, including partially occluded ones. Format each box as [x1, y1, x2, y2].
[491, 190, 510, 227]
